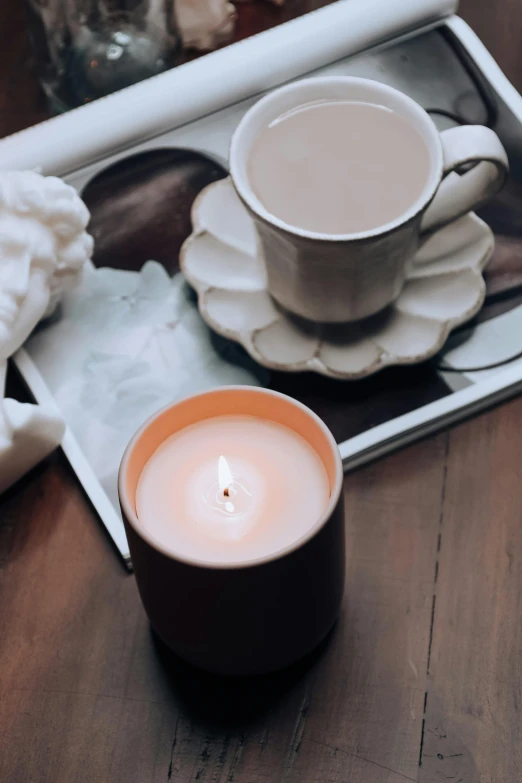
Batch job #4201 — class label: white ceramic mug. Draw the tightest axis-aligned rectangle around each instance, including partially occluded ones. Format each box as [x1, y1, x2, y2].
[230, 76, 508, 323]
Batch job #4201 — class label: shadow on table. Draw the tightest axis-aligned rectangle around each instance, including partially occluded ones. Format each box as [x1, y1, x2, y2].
[151, 626, 333, 729]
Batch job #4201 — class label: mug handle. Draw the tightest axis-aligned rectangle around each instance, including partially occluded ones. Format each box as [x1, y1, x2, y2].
[420, 125, 509, 238]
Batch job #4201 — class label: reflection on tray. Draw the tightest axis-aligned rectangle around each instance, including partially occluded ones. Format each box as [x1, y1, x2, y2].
[83, 148, 227, 274]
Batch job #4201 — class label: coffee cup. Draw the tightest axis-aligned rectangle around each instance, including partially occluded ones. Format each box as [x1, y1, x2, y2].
[230, 76, 508, 323]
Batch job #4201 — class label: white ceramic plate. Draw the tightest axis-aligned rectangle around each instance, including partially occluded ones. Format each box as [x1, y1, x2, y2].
[181, 177, 494, 380]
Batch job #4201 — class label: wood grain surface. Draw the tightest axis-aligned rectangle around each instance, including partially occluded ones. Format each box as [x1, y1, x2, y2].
[1, 2, 522, 782]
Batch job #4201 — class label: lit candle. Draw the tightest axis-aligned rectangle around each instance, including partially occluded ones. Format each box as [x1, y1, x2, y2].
[119, 387, 344, 675]
[135, 415, 330, 564]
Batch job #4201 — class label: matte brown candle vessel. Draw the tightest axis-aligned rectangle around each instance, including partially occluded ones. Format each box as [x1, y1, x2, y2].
[119, 387, 345, 675]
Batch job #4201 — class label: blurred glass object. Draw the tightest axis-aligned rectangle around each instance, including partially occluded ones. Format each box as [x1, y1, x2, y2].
[25, 0, 181, 112]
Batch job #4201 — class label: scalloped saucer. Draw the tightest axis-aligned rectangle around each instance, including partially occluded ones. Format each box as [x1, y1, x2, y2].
[180, 178, 494, 380]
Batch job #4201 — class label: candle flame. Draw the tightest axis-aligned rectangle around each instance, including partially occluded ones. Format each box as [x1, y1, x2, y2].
[218, 455, 234, 495]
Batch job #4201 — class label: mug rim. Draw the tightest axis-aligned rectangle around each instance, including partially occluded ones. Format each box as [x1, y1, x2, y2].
[118, 386, 344, 571]
[229, 75, 444, 242]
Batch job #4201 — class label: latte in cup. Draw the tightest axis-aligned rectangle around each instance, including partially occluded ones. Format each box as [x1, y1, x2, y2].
[247, 100, 432, 235]
[231, 76, 507, 322]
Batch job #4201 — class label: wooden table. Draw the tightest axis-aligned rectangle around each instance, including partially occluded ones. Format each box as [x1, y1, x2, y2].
[1, 2, 522, 781]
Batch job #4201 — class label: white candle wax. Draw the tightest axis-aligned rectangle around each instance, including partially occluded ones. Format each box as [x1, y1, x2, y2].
[135, 414, 330, 564]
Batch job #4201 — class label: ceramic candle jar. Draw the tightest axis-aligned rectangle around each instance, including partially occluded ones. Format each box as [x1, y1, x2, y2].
[119, 386, 345, 675]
